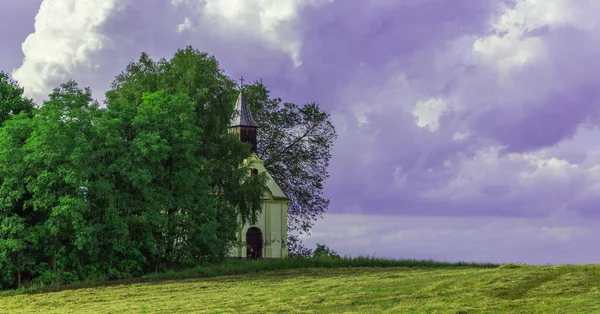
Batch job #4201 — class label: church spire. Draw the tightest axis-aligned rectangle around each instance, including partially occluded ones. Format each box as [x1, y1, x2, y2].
[229, 76, 258, 152]
[229, 90, 258, 128]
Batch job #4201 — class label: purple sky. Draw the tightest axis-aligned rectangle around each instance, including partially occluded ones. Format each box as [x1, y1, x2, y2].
[3, 0, 600, 265]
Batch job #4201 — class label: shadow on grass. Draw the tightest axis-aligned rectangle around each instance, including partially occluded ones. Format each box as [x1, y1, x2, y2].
[488, 268, 569, 300]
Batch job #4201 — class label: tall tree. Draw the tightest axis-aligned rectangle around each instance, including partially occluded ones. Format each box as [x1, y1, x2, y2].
[0, 113, 34, 289]
[106, 47, 268, 262]
[0, 74, 36, 289]
[242, 82, 337, 253]
[129, 90, 220, 268]
[0, 46, 337, 289]
[22, 81, 102, 283]
[108, 49, 336, 255]
[0, 80, 102, 288]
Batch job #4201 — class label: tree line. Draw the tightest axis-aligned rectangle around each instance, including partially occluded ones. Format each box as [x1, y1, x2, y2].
[0, 46, 336, 290]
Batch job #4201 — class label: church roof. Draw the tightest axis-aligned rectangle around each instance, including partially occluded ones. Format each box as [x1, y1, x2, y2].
[230, 91, 259, 128]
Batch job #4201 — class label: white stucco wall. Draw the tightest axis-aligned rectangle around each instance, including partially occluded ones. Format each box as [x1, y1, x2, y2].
[227, 153, 290, 259]
[269, 202, 282, 258]
[228, 200, 289, 259]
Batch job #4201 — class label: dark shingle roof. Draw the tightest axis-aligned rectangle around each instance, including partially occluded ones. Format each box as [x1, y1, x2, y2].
[230, 91, 258, 127]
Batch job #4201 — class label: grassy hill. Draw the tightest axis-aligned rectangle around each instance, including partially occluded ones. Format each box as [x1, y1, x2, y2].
[1, 258, 599, 313]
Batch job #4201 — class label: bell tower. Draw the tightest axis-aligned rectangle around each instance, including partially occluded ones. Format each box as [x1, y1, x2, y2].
[229, 76, 259, 153]
[226, 77, 292, 260]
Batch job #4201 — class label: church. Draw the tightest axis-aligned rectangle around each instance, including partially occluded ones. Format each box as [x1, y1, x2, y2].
[227, 87, 291, 259]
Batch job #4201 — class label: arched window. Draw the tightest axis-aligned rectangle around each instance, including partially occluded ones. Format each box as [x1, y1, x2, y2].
[251, 168, 259, 177]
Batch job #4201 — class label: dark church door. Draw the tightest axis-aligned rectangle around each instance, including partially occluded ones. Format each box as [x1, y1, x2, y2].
[246, 227, 262, 260]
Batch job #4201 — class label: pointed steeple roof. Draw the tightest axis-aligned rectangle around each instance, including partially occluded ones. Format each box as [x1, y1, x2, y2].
[230, 91, 259, 128]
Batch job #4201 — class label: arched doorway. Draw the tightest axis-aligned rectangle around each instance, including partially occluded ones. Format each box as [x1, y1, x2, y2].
[246, 227, 263, 260]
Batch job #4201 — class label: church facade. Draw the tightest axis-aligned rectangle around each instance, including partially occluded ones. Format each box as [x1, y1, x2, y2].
[227, 90, 290, 259]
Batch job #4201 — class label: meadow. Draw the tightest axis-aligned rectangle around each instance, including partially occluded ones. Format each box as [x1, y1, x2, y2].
[1, 257, 599, 313]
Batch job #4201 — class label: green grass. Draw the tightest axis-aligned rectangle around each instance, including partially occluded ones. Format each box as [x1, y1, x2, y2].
[1, 258, 599, 313]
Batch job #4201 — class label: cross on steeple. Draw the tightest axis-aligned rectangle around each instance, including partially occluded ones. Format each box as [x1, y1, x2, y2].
[239, 76, 245, 88]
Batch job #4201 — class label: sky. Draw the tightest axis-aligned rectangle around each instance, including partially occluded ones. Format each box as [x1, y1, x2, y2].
[2, 0, 600, 265]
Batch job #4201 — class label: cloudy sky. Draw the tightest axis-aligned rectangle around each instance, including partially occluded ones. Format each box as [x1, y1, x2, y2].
[2, 0, 600, 265]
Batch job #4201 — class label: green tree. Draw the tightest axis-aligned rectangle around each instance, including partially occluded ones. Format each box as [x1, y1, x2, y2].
[0, 75, 37, 289]
[0, 114, 34, 289]
[242, 82, 337, 253]
[0, 72, 35, 126]
[0, 45, 337, 289]
[22, 81, 102, 283]
[108, 48, 336, 257]
[129, 90, 220, 269]
[105, 47, 267, 263]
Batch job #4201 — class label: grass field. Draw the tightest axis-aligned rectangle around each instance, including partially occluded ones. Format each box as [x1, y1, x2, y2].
[1, 258, 600, 313]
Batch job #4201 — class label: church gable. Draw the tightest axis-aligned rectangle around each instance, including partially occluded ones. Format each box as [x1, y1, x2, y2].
[246, 155, 289, 201]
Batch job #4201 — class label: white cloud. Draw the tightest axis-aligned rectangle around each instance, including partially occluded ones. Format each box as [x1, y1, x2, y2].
[473, 32, 544, 71]
[177, 17, 194, 33]
[12, 0, 333, 102]
[180, 0, 334, 67]
[538, 226, 591, 243]
[323, 0, 600, 222]
[472, 0, 591, 72]
[12, 0, 119, 102]
[414, 125, 600, 217]
[452, 131, 470, 141]
[300, 213, 600, 265]
[412, 97, 448, 131]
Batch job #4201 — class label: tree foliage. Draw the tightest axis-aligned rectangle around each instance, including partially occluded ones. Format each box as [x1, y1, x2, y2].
[0, 72, 34, 126]
[0, 46, 335, 289]
[242, 82, 337, 252]
[0, 81, 102, 288]
[106, 48, 267, 228]
[313, 243, 340, 259]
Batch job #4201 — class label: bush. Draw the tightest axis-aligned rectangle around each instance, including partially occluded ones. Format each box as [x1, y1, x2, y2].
[313, 243, 340, 259]
[33, 271, 56, 286]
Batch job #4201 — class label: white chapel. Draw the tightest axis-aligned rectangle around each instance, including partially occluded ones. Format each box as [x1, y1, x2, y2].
[227, 89, 291, 259]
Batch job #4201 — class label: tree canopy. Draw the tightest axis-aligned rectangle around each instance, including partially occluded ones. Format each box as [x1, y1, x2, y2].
[0, 72, 34, 125]
[0, 46, 336, 289]
[242, 83, 337, 253]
